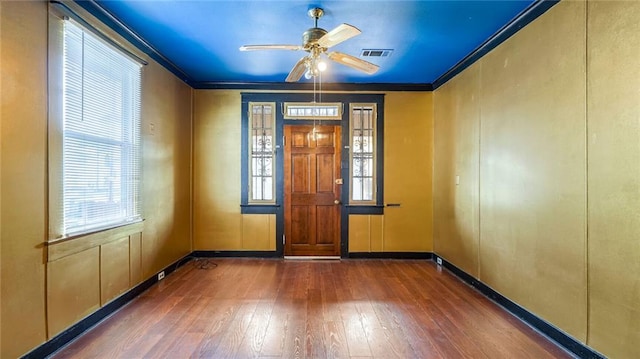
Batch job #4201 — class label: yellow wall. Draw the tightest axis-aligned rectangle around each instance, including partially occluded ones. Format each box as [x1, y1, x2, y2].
[0, 1, 192, 356]
[433, 63, 481, 276]
[1, 2, 48, 356]
[349, 215, 384, 252]
[193, 90, 243, 250]
[480, 1, 587, 340]
[139, 58, 193, 277]
[0, 1, 3, 347]
[587, 2, 640, 358]
[194, 90, 433, 253]
[434, 1, 640, 357]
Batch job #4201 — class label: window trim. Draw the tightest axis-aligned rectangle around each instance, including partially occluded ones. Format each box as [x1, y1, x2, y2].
[349, 103, 378, 206]
[48, 4, 144, 241]
[248, 102, 277, 204]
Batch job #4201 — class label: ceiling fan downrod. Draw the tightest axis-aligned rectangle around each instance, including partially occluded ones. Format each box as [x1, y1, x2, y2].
[308, 8, 324, 28]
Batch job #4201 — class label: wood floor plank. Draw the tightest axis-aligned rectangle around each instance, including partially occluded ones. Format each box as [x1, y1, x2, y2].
[51, 258, 574, 359]
[338, 301, 373, 358]
[319, 265, 350, 359]
[304, 288, 327, 358]
[280, 299, 307, 359]
[209, 300, 259, 358]
[191, 300, 244, 357]
[332, 262, 373, 357]
[234, 300, 275, 358]
[356, 300, 414, 358]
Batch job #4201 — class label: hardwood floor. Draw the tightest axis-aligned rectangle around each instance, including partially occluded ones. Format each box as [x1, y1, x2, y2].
[51, 258, 573, 358]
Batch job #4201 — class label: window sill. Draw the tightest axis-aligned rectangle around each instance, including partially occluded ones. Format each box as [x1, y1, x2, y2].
[345, 205, 384, 215]
[47, 220, 144, 262]
[240, 204, 280, 214]
[240, 204, 280, 207]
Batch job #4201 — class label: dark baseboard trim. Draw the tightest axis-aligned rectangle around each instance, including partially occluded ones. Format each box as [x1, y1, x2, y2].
[192, 250, 280, 258]
[348, 252, 433, 260]
[22, 254, 193, 359]
[192, 251, 433, 260]
[432, 255, 605, 359]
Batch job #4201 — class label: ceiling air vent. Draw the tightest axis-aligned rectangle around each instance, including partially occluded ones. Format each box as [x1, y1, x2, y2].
[360, 49, 393, 57]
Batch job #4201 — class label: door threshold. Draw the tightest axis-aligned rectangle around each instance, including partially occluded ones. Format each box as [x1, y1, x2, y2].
[284, 256, 341, 260]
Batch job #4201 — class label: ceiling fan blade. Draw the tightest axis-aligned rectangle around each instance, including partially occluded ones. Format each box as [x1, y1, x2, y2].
[239, 44, 302, 51]
[285, 57, 308, 82]
[327, 51, 379, 75]
[317, 23, 361, 48]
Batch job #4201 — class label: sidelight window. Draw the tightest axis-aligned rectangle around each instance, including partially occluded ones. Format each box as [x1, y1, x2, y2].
[350, 104, 377, 204]
[249, 103, 276, 203]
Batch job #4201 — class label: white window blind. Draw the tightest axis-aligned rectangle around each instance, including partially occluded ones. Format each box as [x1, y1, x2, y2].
[62, 20, 142, 235]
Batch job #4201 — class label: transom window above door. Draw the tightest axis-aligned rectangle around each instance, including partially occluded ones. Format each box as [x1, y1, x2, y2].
[283, 102, 343, 120]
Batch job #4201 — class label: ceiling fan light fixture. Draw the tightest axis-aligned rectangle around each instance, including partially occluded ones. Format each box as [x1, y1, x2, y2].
[317, 60, 327, 72]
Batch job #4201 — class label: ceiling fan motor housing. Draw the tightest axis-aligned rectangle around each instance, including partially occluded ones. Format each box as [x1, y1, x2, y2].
[303, 28, 328, 51]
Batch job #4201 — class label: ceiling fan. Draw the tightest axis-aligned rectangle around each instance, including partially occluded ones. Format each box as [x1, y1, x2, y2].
[239, 7, 380, 82]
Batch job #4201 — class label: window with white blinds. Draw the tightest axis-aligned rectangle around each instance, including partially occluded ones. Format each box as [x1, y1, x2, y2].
[61, 20, 142, 236]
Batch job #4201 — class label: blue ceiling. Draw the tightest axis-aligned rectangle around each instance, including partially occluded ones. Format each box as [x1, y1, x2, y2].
[82, 0, 552, 88]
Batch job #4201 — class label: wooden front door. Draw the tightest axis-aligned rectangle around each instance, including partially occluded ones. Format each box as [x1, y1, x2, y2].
[284, 125, 341, 256]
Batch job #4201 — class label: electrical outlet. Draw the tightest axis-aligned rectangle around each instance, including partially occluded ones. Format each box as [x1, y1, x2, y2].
[436, 257, 443, 266]
[157, 271, 165, 280]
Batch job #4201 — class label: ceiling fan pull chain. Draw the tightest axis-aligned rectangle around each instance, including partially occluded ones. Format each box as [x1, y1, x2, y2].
[319, 70, 322, 129]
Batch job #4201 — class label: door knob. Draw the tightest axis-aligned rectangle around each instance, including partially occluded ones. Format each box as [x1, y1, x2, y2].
[334, 200, 341, 205]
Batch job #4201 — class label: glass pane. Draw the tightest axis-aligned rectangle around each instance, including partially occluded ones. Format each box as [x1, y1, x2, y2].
[352, 135, 361, 152]
[353, 157, 363, 176]
[362, 178, 373, 201]
[353, 113, 361, 129]
[251, 157, 259, 176]
[249, 103, 275, 203]
[365, 135, 374, 153]
[260, 132, 273, 151]
[263, 157, 272, 176]
[252, 177, 262, 201]
[263, 178, 273, 201]
[352, 178, 363, 201]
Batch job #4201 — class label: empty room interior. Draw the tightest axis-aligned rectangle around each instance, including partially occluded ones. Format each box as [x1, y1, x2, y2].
[1, 0, 639, 358]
